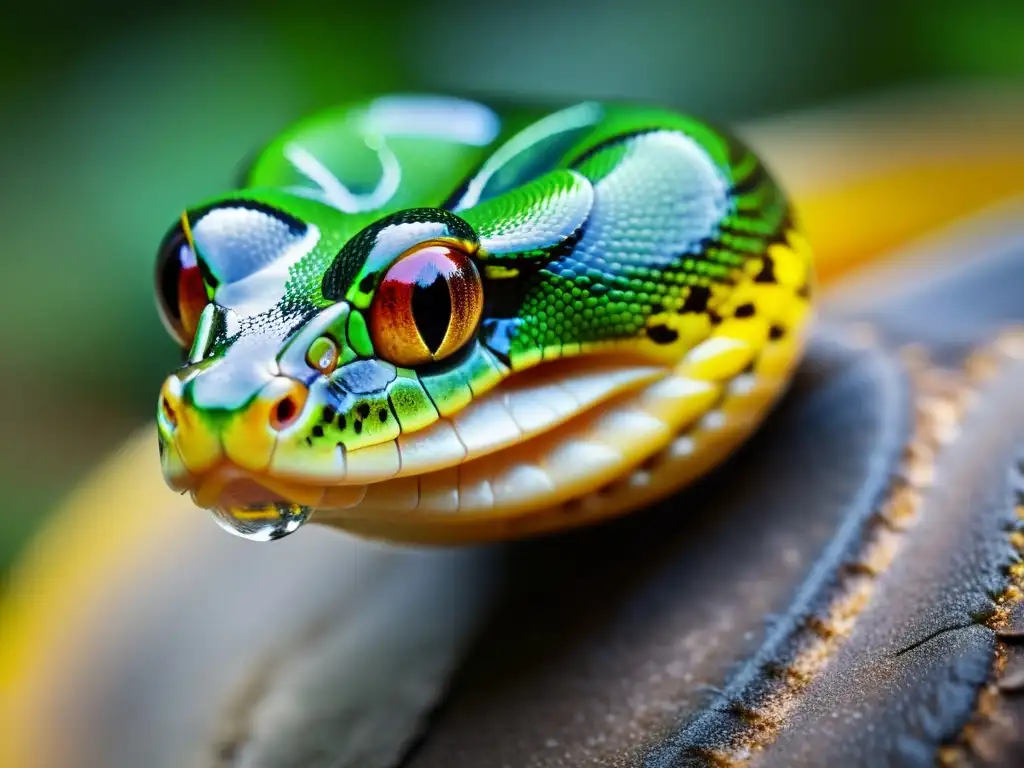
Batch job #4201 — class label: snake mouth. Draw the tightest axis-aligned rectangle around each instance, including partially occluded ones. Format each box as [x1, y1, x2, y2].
[161, 329, 794, 544]
[161, 354, 684, 528]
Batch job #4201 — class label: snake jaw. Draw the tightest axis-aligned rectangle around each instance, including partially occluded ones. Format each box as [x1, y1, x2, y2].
[160, 279, 809, 543]
[159, 356, 673, 534]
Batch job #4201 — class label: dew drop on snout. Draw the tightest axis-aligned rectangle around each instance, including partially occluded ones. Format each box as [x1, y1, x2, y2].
[210, 502, 314, 542]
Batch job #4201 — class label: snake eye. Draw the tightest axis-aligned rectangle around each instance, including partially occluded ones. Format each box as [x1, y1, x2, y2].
[369, 243, 484, 367]
[156, 220, 208, 347]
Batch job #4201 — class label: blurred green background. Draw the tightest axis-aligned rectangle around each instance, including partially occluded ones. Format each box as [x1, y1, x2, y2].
[0, 0, 1021, 577]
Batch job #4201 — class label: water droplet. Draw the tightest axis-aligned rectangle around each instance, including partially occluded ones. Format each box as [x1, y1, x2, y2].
[210, 502, 313, 542]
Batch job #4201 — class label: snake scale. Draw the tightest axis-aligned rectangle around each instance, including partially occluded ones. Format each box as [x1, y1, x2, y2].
[154, 94, 813, 544]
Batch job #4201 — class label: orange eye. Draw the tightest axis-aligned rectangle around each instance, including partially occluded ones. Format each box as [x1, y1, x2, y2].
[156, 220, 208, 347]
[369, 244, 483, 367]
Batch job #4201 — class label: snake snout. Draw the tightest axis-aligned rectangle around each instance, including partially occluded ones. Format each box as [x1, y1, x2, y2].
[157, 369, 317, 480]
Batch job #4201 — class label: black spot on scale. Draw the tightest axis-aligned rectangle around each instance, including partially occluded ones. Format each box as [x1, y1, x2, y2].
[769, 324, 786, 340]
[378, 408, 388, 423]
[354, 420, 363, 435]
[734, 303, 756, 318]
[679, 285, 711, 314]
[312, 425, 324, 438]
[357, 403, 371, 419]
[338, 414, 347, 430]
[640, 452, 662, 472]
[754, 257, 777, 284]
[646, 325, 679, 345]
[322, 405, 337, 424]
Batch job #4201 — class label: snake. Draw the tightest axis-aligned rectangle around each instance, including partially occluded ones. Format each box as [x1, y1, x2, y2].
[154, 94, 814, 545]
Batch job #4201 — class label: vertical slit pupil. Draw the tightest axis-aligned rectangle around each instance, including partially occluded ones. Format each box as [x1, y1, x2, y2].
[411, 270, 452, 355]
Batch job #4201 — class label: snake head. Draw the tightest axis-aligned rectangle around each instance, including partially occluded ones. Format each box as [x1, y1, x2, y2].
[154, 184, 671, 544]
[155, 98, 812, 544]
[155, 190, 503, 539]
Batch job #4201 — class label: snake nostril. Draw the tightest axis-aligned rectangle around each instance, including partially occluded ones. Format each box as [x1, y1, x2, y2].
[159, 381, 181, 429]
[161, 394, 178, 427]
[270, 384, 308, 431]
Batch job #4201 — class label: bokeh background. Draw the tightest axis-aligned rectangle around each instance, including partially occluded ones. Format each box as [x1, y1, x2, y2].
[1, 0, 1022, 578]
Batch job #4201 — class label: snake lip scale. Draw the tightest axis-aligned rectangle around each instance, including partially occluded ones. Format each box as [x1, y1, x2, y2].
[154, 94, 814, 544]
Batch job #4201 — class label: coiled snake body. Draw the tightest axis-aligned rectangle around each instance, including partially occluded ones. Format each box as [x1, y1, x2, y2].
[155, 95, 813, 544]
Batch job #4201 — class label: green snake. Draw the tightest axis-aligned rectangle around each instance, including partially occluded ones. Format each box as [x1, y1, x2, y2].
[155, 94, 814, 544]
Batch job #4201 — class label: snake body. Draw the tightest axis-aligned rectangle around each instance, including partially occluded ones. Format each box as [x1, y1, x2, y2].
[154, 95, 813, 544]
